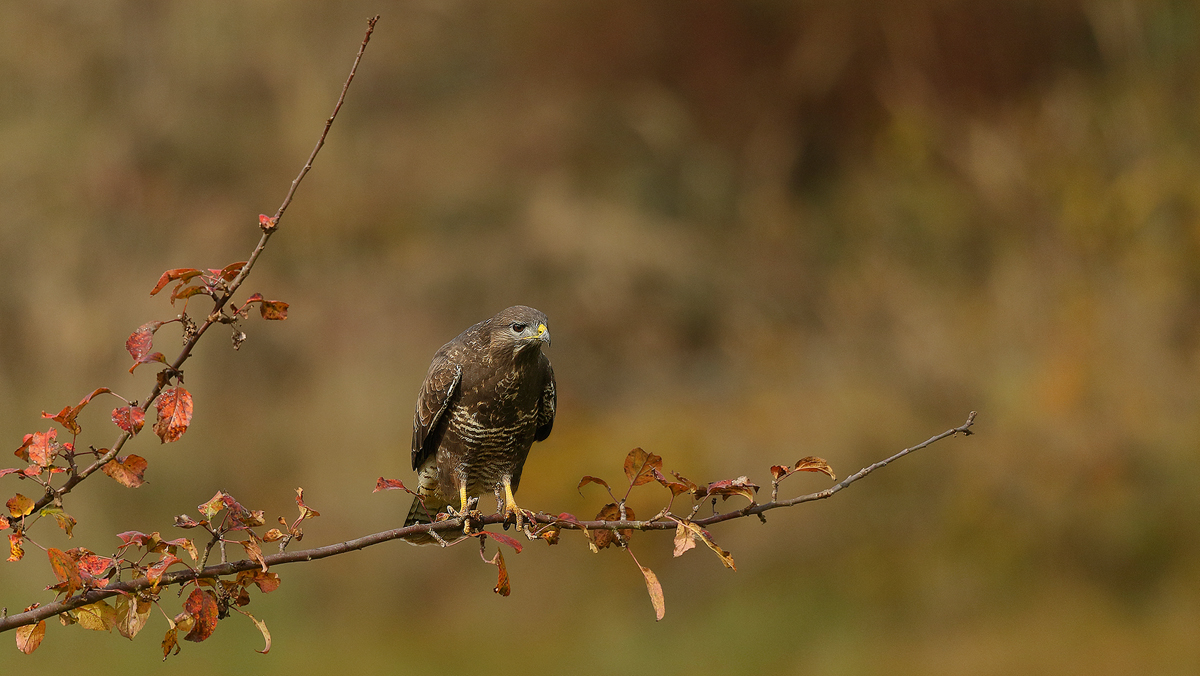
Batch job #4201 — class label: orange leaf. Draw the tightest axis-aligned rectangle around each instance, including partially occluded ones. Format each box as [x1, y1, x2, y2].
[7, 493, 34, 518]
[15, 619, 46, 654]
[153, 387, 193, 443]
[102, 455, 148, 488]
[481, 546, 511, 597]
[145, 554, 181, 589]
[48, 548, 83, 597]
[111, 406, 146, 435]
[183, 589, 219, 642]
[623, 447, 663, 487]
[197, 492, 228, 520]
[150, 268, 202, 296]
[259, 300, 289, 320]
[793, 456, 837, 481]
[24, 429, 57, 468]
[8, 532, 24, 561]
[237, 569, 281, 594]
[259, 214, 278, 231]
[218, 261, 247, 282]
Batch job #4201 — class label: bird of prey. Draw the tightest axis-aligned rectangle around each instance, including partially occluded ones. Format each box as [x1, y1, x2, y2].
[403, 305, 556, 544]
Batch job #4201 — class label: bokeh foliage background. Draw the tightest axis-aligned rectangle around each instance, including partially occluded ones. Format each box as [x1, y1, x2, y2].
[2, 1, 1199, 673]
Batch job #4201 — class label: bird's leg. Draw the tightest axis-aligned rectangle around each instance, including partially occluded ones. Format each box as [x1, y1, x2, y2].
[444, 482, 479, 535]
[498, 478, 531, 531]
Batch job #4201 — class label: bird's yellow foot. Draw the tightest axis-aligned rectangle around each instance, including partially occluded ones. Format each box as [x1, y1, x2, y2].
[498, 481, 533, 531]
[446, 487, 482, 535]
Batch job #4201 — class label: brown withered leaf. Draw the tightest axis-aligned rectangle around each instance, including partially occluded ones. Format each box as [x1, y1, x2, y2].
[373, 477, 417, 494]
[116, 595, 152, 640]
[7, 493, 34, 518]
[262, 528, 286, 542]
[673, 522, 697, 557]
[75, 599, 118, 631]
[679, 521, 736, 570]
[102, 454, 148, 488]
[153, 387, 193, 444]
[699, 476, 760, 503]
[151, 268, 203, 296]
[15, 618, 46, 654]
[481, 547, 511, 597]
[577, 475, 611, 495]
[260, 300, 289, 320]
[146, 554, 182, 589]
[163, 537, 199, 562]
[237, 569, 281, 594]
[162, 624, 180, 659]
[126, 321, 165, 361]
[793, 456, 837, 481]
[44, 508, 76, 538]
[245, 611, 272, 654]
[638, 563, 666, 621]
[173, 514, 204, 529]
[8, 532, 24, 561]
[242, 536, 267, 572]
[623, 447, 663, 487]
[112, 406, 146, 435]
[588, 503, 635, 551]
[184, 589, 219, 642]
[651, 467, 696, 497]
[295, 487, 319, 519]
[48, 548, 83, 597]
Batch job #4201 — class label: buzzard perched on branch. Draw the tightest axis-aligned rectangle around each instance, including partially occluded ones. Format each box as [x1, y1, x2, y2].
[403, 305, 556, 544]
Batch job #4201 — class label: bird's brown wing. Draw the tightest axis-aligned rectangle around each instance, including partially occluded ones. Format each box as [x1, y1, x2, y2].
[411, 352, 462, 471]
[534, 354, 556, 442]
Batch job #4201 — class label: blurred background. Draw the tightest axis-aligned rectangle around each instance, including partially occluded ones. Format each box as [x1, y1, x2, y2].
[2, 1, 1199, 673]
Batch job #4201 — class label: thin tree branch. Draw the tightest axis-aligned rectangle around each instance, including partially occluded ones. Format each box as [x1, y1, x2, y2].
[0, 411, 975, 633]
[23, 16, 379, 517]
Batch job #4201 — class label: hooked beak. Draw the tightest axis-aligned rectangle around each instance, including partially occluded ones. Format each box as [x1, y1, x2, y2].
[524, 322, 550, 347]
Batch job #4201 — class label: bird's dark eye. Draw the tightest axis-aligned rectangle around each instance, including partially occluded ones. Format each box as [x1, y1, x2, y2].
[511, 322, 527, 333]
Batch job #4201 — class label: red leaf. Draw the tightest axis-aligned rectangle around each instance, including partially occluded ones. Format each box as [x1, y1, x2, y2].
[481, 530, 523, 553]
[259, 214, 278, 232]
[699, 476, 760, 503]
[112, 406, 146, 435]
[219, 261, 247, 282]
[150, 269, 202, 296]
[77, 554, 117, 578]
[153, 387, 193, 443]
[116, 530, 154, 549]
[145, 554, 181, 589]
[373, 477, 416, 494]
[259, 300, 289, 320]
[623, 447, 663, 487]
[102, 455, 148, 488]
[125, 321, 165, 361]
[183, 589, 219, 642]
[651, 467, 696, 496]
[481, 546, 511, 597]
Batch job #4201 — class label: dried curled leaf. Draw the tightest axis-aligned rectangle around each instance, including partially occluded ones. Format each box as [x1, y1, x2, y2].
[772, 456, 837, 482]
[153, 387, 193, 444]
[151, 269, 203, 296]
[481, 546, 511, 597]
[116, 595, 152, 640]
[673, 522, 696, 557]
[295, 487, 320, 520]
[588, 503, 635, 551]
[639, 563, 665, 621]
[698, 476, 760, 503]
[577, 475, 611, 494]
[373, 477, 416, 494]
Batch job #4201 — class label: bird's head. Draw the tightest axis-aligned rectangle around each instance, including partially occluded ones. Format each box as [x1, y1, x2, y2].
[491, 305, 551, 357]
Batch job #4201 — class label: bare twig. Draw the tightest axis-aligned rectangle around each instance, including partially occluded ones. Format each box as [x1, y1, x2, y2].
[0, 411, 975, 634]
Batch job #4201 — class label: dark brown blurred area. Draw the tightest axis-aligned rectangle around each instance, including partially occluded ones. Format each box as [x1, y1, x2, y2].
[2, 1, 1199, 673]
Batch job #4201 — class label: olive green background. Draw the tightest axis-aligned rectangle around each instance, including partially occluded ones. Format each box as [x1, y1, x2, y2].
[2, 2, 1199, 673]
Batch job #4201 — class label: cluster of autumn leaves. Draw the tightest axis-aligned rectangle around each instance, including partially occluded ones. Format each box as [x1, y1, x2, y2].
[3, 260, 291, 656]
